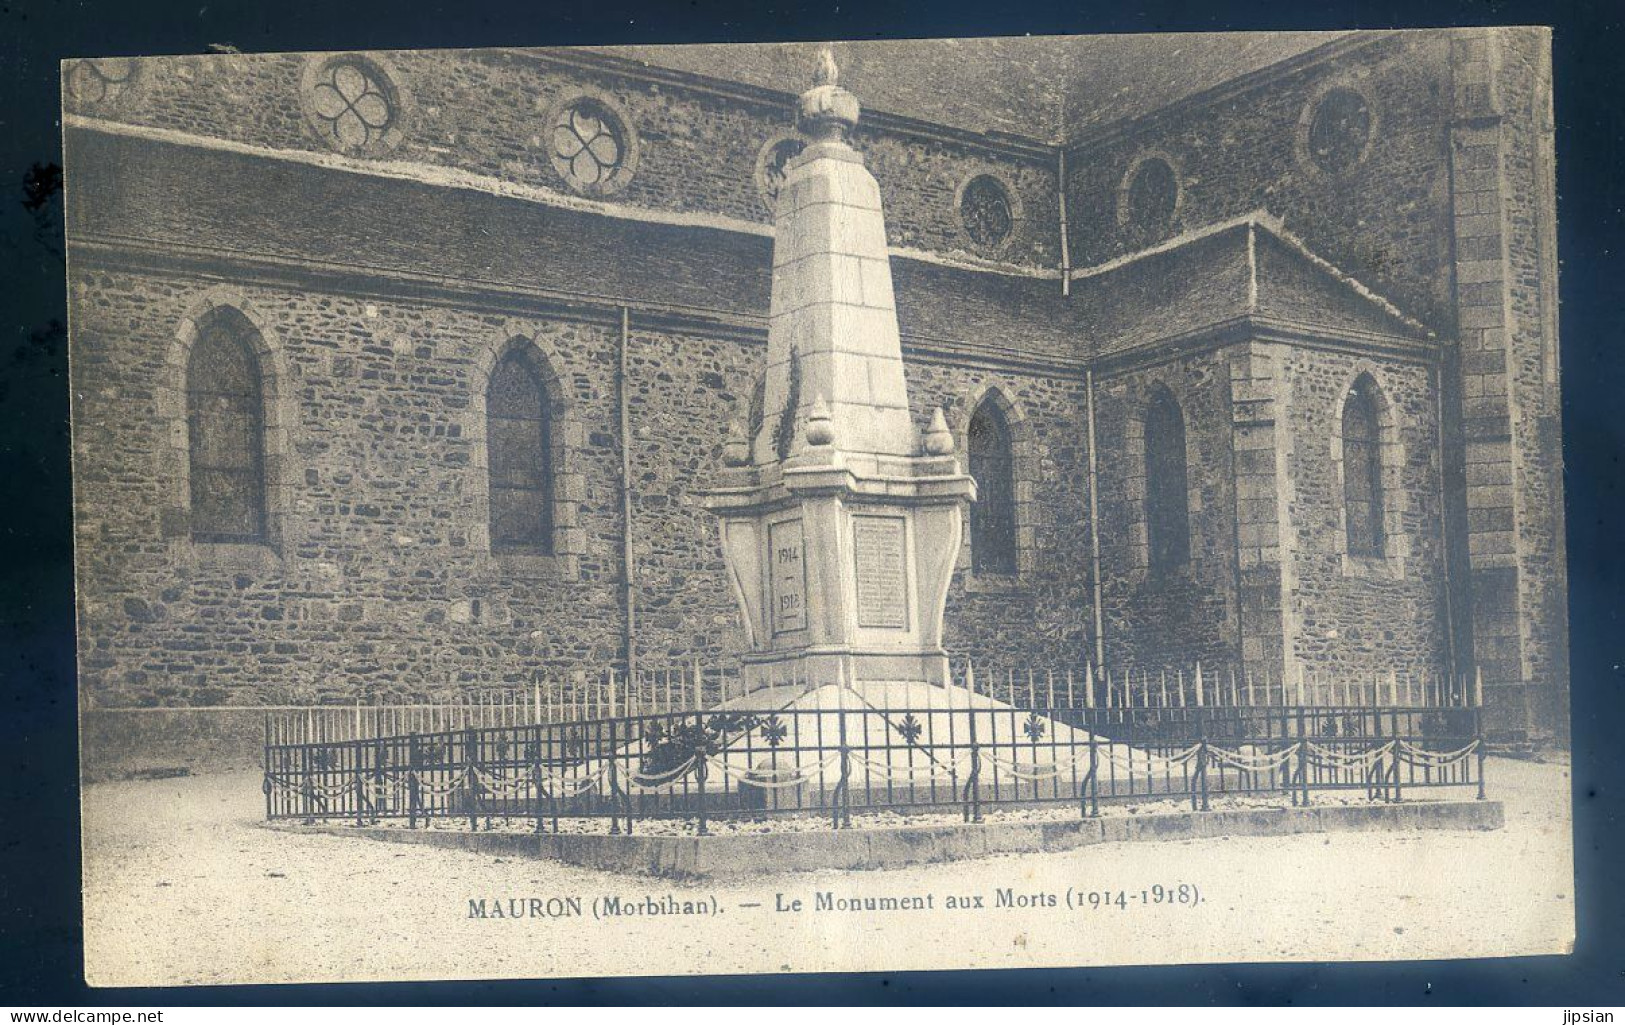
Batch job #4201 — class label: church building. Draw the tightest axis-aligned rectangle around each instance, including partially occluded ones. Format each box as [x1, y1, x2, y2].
[64, 29, 1567, 745]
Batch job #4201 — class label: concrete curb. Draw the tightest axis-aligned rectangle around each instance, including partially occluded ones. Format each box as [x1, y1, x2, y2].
[266, 799, 1504, 878]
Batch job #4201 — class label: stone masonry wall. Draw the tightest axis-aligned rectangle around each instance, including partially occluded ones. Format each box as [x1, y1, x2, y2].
[1064, 31, 1456, 333]
[1447, 28, 1569, 740]
[1086, 341, 1449, 690]
[1063, 27, 1565, 740]
[69, 261, 1093, 708]
[72, 269, 631, 707]
[1227, 343, 1288, 689]
[64, 49, 1061, 272]
[908, 364, 1092, 674]
[1278, 349, 1449, 683]
[1496, 29, 1568, 737]
[67, 127, 1078, 364]
[1093, 350, 1240, 675]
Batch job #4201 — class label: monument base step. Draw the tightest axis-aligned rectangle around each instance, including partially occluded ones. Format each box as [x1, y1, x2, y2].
[268, 798, 1504, 878]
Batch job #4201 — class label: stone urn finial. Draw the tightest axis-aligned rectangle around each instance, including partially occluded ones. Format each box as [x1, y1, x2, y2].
[798, 46, 860, 143]
[923, 407, 954, 456]
[722, 417, 751, 467]
[805, 394, 835, 447]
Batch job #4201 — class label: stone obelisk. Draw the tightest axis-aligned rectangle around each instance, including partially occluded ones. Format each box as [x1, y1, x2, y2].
[702, 51, 975, 695]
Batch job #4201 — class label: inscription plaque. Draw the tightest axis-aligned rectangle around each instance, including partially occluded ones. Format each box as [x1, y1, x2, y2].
[853, 515, 909, 629]
[768, 518, 808, 635]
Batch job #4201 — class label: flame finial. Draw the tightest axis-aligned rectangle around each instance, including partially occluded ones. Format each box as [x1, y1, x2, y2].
[814, 47, 839, 88]
[797, 44, 860, 142]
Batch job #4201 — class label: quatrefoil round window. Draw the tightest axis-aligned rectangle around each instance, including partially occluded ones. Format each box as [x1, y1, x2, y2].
[959, 174, 1017, 254]
[66, 58, 136, 106]
[547, 95, 639, 196]
[300, 55, 407, 156]
[1305, 87, 1374, 174]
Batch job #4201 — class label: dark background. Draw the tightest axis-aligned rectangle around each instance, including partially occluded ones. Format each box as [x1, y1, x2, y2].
[2, 0, 1621, 1005]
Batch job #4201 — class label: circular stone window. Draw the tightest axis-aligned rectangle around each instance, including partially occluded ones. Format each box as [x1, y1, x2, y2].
[755, 136, 806, 212]
[301, 55, 407, 156]
[66, 57, 136, 106]
[959, 174, 1017, 254]
[1120, 156, 1179, 235]
[1305, 87, 1374, 174]
[547, 95, 638, 196]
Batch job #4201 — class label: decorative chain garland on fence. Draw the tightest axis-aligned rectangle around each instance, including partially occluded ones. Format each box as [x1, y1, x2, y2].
[269, 735, 1473, 805]
[706, 753, 842, 789]
[469, 764, 537, 796]
[853, 752, 971, 780]
[1304, 741, 1393, 770]
[987, 753, 1087, 781]
[621, 756, 700, 793]
[1099, 743, 1202, 774]
[411, 768, 472, 795]
[1206, 743, 1302, 772]
[541, 773, 603, 798]
[1396, 739, 1480, 767]
[263, 772, 366, 799]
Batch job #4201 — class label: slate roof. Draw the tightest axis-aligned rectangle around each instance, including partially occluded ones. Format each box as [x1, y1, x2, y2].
[1069, 215, 1432, 362]
[576, 32, 1351, 144]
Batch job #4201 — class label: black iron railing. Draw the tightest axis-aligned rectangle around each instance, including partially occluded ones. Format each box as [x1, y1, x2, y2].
[264, 697, 1486, 835]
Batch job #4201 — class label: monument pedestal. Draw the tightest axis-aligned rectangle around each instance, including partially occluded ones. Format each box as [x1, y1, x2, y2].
[704, 445, 974, 694]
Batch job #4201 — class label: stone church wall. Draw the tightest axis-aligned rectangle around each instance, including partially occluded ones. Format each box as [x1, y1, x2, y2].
[64, 32, 1564, 744]
[1428, 27, 1566, 740]
[65, 48, 1062, 272]
[1092, 350, 1242, 675]
[1063, 31, 1456, 332]
[906, 364, 1092, 674]
[1086, 342, 1450, 687]
[1277, 350, 1449, 682]
[72, 269, 632, 707]
[1063, 27, 1567, 739]
[69, 261, 1095, 708]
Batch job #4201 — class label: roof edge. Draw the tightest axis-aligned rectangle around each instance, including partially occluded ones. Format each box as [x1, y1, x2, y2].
[1070, 209, 1432, 339]
[1062, 30, 1382, 151]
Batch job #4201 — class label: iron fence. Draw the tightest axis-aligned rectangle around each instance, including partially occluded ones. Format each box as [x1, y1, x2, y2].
[265, 677, 1486, 835]
[258, 661, 1478, 745]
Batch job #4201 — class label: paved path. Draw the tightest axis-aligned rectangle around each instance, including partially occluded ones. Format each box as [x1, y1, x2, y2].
[82, 757, 1573, 986]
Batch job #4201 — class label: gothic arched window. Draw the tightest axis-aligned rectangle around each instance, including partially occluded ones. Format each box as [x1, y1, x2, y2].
[968, 397, 1017, 575]
[187, 310, 268, 543]
[1341, 377, 1386, 558]
[488, 348, 555, 553]
[1144, 387, 1190, 572]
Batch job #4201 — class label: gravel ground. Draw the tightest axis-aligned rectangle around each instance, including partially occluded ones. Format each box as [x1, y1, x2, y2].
[82, 756, 1573, 987]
